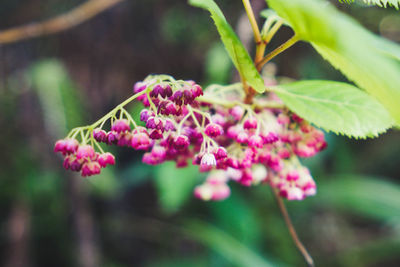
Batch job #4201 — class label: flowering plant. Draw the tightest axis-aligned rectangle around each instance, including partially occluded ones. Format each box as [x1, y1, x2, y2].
[54, 0, 400, 265]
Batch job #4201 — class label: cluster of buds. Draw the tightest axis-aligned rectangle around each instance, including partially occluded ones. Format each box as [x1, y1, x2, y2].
[55, 75, 327, 202]
[54, 139, 115, 177]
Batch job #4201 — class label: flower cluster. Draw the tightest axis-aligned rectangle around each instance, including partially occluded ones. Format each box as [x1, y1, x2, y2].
[54, 75, 327, 201]
[54, 139, 115, 177]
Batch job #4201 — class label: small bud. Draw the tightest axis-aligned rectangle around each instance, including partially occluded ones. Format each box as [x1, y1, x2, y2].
[243, 117, 258, 130]
[98, 153, 115, 168]
[213, 147, 227, 159]
[93, 128, 107, 143]
[200, 153, 217, 167]
[131, 132, 151, 150]
[230, 106, 244, 121]
[111, 119, 131, 133]
[173, 135, 190, 150]
[76, 145, 95, 160]
[205, 123, 223, 137]
[248, 135, 263, 148]
[236, 131, 248, 144]
[81, 161, 101, 177]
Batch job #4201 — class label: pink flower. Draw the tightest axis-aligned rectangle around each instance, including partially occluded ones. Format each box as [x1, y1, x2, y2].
[248, 135, 263, 148]
[201, 153, 216, 167]
[230, 106, 244, 121]
[76, 145, 95, 160]
[98, 153, 115, 168]
[81, 162, 101, 177]
[111, 119, 131, 133]
[54, 139, 79, 155]
[243, 117, 258, 130]
[93, 128, 107, 142]
[205, 123, 223, 137]
[173, 135, 190, 150]
[131, 132, 151, 150]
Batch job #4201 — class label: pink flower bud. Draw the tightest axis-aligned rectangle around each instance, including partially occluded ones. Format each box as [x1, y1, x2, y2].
[230, 106, 244, 121]
[54, 139, 79, 155]
[291, 113, 304, 123]
[213, 147, 227, 159]
[286, 187, 304, 201]
[172, 90, 183, 106]
[165, 102, 178, 115]
[140, 109, 153, 122]
[111, 119, 131, 133]
[117, 132, 132, 147]
[200, 153, 216, 167]
[205, 123, 223, 137]
[286, 170, 299, 182]
[93, 128, 107, 142]
[227, 125, 241, 139]
[149, 129, 163, 140]
[164, 119, 175, 132]
[173, 135, 190, 150]
[243, 117, 258, 130]
[131, 132, 151, 150]
[81, 161, 101, 177]
[151, 146, 166, 159]
[98, 153, 115, 168]
[236, 131, 248, 143]
[293, 143, 316, 158]
[248, 135, 263, 148]
[261, 132, 278, 144]
[76, 145, 95, 160]
[107, 131, 119, 145]
[278, 148, 291, 159]
[146, 117, 164, 131]
[54, 140, 66, 153]
[191, 84, 203, 98]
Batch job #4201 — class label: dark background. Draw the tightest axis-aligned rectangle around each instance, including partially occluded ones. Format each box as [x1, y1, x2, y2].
[0, 0, 399, 266]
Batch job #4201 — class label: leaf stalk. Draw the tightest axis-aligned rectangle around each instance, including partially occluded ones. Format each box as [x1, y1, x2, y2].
[272, 187, 315, 267]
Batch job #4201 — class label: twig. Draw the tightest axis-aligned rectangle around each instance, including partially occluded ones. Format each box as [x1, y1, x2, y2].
[0, 0, 125, 45]
[242, 0, 262, 44]
[272, 187, 315, 267]
[256, 35, 299, 70]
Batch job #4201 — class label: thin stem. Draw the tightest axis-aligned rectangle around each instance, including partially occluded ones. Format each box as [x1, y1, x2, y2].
[256, 35, 299, 70]
[264, 19, 283, 44]
[255, 42, 267, 71]
[122, 109, 138, 128]
[66, 89, 147, 138]
[0, 0, 124, 45]
[272, 188, 315, 267]
[242, 0, 261, 44]
[256, 18, 282, 70]
[90, 89, 147, 129]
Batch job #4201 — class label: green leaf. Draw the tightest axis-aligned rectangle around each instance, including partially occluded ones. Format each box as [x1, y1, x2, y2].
[266, 0, 400, 125]
[317, 175, 400, 222]
[272, 80, 394, 138]
[339, 0, 400, 9]
[183, 220, 275, 267]
[155, 162, 203, 214]
[189, 0, 265, 93]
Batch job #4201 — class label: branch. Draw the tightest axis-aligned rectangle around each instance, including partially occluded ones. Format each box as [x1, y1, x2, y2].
[256, 35, 299, 70]
[0, 0, 125, 45]
[272, 187, 315, 267]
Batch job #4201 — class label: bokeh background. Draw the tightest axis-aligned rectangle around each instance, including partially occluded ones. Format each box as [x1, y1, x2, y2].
[0, 0, 399, 266]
